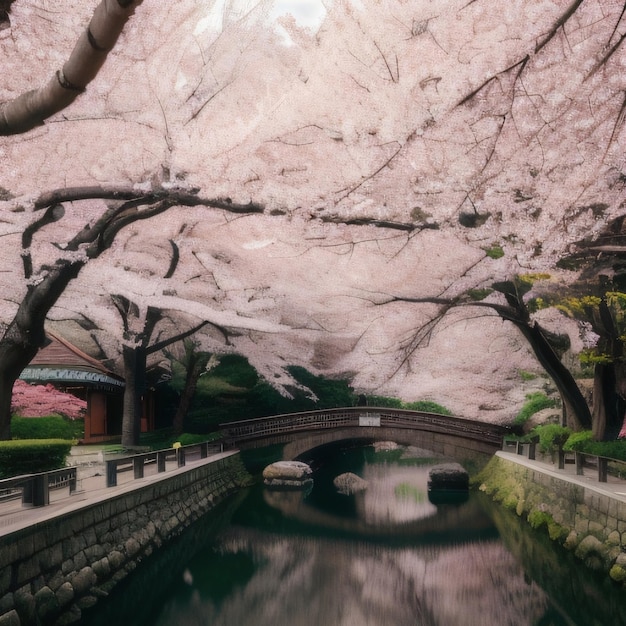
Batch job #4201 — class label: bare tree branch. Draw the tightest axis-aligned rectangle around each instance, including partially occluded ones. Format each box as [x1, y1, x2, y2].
[534, 0, 585, 54]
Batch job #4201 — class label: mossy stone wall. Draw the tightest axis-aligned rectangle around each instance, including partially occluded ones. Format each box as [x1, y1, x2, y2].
[475, 453, 626, 584]
[0, 453, 251, 626]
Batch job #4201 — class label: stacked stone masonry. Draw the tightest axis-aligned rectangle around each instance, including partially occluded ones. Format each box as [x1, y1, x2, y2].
[0, 453, 250, 626]
[477, 453, 626, 585]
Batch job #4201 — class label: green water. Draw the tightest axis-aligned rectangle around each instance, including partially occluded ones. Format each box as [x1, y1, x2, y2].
[84, 444, 626, 626]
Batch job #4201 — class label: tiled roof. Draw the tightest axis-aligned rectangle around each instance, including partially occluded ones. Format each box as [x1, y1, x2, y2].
[27, 332, 121, 380]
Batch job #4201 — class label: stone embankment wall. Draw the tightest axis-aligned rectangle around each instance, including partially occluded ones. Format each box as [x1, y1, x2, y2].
[475, 453, 626, 585]
[0, 452, 251, 626]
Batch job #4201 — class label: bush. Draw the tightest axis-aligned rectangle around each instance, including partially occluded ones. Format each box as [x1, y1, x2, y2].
[563, 430, 594, 451]
[531, 424, 572, 453]
[514, 392, 559, 426]
[12, 415, 84, 440]
[0, 439, 72, 478]
[403, 400, 453, 415]
[563, 434, 626, 463]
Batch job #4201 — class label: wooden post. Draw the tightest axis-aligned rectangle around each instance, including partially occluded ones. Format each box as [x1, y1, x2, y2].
[575, 451, 584, 476]
[106, 460, 118, 487]
[133, 457, 144, 479]
[157, 451, 166, 472]
[598, 457, 608, 483]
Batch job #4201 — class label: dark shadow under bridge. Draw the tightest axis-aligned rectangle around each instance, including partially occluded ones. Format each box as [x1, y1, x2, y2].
[221, 407, 512, 461]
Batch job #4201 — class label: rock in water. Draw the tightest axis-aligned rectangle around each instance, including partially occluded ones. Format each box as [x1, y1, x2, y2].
[263, 461, 313, 489]
[428, 463, 469, 492]
[333, 472, 368, 495]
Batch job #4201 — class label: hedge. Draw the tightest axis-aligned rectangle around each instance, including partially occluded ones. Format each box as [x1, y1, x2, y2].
[0, 439, 72, 479]
[11, 415, 83, 440]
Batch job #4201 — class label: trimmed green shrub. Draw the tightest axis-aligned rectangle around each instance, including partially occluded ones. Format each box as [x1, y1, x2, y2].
[514, 392, 558, 426]
[563, 430, 594, 452]
[12, 415, 84, 440]
[564, 435, 626, 463]
[0, 439, 72, 479]
[531, 424, 572, 453]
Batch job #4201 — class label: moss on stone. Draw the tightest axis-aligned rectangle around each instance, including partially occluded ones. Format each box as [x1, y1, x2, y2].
[609, 563, 626, 583]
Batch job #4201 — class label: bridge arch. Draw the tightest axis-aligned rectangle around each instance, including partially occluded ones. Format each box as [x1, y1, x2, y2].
[222, 407, 510, 462]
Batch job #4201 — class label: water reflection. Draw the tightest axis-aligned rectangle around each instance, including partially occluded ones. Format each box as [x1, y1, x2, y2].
[151, 445, 562, 626]
[84, 443, 626, 626]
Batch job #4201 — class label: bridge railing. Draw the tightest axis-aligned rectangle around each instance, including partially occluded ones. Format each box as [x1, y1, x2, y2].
[221, 406, 510, 446]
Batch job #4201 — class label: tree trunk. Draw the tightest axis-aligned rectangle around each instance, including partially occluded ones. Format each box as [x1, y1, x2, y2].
[172, 354, 203, 435]
[0, 0, 144, 135]
[0, 263, 83, 439]
[592, 363, 625, 440]
[121, 345, 146, 447]
[514, 322, 592, 430]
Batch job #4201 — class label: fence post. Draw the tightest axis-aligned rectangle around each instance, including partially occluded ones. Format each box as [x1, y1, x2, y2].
[200, 442, 208, 459]
[575, 452, 584, 476]
[106, 460, 118, 487]
[133, 457, 144, 479]
[157, 451, 166, 472]
[177, 447, 186, 468]
[69, 468, 77, 494]
[598, 457, 608, 483]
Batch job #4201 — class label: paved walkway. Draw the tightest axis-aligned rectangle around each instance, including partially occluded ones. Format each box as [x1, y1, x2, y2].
[0, 446, 235, 537]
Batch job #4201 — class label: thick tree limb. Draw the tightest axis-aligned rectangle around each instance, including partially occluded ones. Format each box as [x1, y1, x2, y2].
[0, 0, 144, 135]
[382, 292, 592, 430]
[33, 185, 265, 214]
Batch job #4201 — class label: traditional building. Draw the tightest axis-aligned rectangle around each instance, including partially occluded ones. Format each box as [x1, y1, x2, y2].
[19, 332, 125, 443]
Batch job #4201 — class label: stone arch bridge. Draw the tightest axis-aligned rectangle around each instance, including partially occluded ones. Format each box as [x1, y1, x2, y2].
[221, 407, 511, 462]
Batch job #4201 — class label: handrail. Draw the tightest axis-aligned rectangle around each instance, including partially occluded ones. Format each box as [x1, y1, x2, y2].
[502, 436, 626, 483]
[221, 406, 511, 446]
[0, 466, 77, 507]
[105, 441, 224, 487]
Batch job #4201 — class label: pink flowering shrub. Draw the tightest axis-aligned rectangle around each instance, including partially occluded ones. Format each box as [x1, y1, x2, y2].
[11, 380, 87, 419]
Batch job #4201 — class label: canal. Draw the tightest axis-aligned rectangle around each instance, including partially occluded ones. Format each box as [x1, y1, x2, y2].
[83, 442, 626, 625]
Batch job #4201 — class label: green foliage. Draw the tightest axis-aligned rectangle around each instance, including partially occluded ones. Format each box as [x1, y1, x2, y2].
[394, 482, 425, 503]
[563, 434, 626, 463]
[531, 424, 572, 453]
[166, 348, 453, 432]
[467, 288, 493, 301]
[0, 439, 72, 478]
[563, 430, 594, 451]
[518, 273, 551, 286]
[518, 370, 538, 381]
[403, 400, 453, 415]
[11, 415, 83, 440]
[514, 392, 558, 426]
[579, 349, 612, 365]
[362, 396, 452, 415]
[483, 245, 504, 259]
[527, 509, 567, 541]
[364, 395, 403, 408]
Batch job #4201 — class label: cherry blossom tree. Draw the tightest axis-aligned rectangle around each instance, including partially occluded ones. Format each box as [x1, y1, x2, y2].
[0, 184, 264, 439]
[11, 380, 87, 419]
[2, 0, 626, 429]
